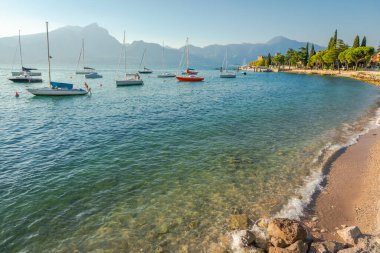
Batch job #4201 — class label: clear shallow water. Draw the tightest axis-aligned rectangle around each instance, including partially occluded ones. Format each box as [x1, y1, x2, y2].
[0, 67, 379, 252]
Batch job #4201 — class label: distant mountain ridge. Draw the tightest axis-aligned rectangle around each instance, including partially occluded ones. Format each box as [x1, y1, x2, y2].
[0, 23, 325, 68]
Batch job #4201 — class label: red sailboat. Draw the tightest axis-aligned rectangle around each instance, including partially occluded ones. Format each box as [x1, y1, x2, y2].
[176, 38, 204, 82]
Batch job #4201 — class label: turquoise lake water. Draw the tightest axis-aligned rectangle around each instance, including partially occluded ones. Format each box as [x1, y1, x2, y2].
[0, 67, 379, 252]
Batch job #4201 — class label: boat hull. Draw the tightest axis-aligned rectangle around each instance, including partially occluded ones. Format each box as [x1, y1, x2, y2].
[85, 73, 103, 79]
[76, 71, 92, 75]
[176, 76, 204, 82]
[9, 77, 43, 83]
[27, 88, 88, 96]
[220, 73, 236, 78]
[116, 80, 144, 86]
[138, 70, 153, 74]
[157, 73, 176, 78]
[12, 71, 41, 76]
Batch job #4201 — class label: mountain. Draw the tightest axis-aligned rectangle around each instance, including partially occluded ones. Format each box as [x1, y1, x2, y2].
[0, 24, 325, 68]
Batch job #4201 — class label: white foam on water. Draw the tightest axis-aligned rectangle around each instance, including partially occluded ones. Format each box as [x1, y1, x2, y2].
[275, 106, 380, 220]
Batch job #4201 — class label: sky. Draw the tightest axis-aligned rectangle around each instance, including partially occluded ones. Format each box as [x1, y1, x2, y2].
[0, 0, 379, 48]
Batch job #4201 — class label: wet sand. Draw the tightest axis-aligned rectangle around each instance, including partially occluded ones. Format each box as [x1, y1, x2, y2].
[306, 128, 380, 241]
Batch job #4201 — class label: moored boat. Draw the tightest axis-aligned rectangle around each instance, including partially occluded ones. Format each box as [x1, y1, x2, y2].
[176, 38, 204, 82]
[9, 73, 43, 83]
[85, 72, 103, 79]
[116, 31, 144, 87]
[176, 75, 204, 82]
[138, 48, 153, 74]
[26, 22, 90, 96]
[158, 72, 176, 78]
[220, 49, 236, 78]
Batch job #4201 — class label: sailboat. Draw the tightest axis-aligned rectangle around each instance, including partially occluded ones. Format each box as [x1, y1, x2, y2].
[27, 22, 90, 96]
[9, 30, 42, 83]
[157, 42, 175, 78]
[176, 38, 204, 82]
[116, 31, 144, 86]
[75, 39, 96, 74]
[220, 49, 236, 78]
[138, 48, 153, 74]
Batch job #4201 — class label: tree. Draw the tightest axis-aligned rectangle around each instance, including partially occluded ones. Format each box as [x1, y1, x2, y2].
[272, 54, 286, 68]
[303, 42, 309, 67]
[345, 46, 375, 70]
[309, 44, 315, 58]
[353, 35, 360, 48]
[322, 49, 339, 69]
[328, 37, 335, 50]
[361, 36, 367, 47]
[377, 43, 380, 53]
[338, 50, 349, 69]
[265, 53, 272, 67]
[333, 29, 338, 46]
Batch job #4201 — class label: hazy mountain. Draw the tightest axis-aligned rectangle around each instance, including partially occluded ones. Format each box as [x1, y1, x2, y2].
[0, 24, 325, 68]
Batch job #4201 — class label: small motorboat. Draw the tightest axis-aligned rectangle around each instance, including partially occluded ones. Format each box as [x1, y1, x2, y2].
[27, 82, 89, 96]
[176, 75, 204, 82]
[116, 73, 144, 86]
[138, 67, 153, 74]
[85, 72, 103, 79]
[157, 72, 176, 78]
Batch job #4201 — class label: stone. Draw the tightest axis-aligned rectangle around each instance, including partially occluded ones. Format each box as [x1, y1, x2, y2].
[230, 214, 248, 230]
[309, 241, 346, 253]
[337, 247, 362, 253]
[270, 237, 288, 248]
[312, 217, 319, 222]
[257, 218, 270, 228]
[320, 229, 327, 233]
[250, 226, 270, 250]
[268, 240, 308, 253]
[267, 218, 308, 246]
[337, 226, 362, 245]
[241, 230, 256, 246]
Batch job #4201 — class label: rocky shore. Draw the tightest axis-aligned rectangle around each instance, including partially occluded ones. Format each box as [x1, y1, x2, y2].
[210, 217, 380, 253]
[282, 69, 380, 86]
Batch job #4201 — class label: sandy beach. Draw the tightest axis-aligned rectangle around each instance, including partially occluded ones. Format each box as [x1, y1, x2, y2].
[304, 125, 380, 242]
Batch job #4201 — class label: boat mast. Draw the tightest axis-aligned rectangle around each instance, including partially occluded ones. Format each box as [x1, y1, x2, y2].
[139, 48, 146, 69]
[123, 31, 126, 73]
[186, 37, 189, 70]
[82, 39, 85, 68]
[18, 30, 23, 68]
[162, 41, 165, 70]
[46, 22, 51, 87]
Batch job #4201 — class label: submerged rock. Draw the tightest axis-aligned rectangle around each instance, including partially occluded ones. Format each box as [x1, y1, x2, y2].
[241, 230, 256, 246]
[337, 226, 362, 245]
[267, 218, 308, 246]
[230, 214, 248, 230]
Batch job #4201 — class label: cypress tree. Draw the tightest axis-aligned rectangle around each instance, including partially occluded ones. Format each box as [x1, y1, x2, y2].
[333, 29, 338, 46]
[309, 44, 315, 58]
[267, 53, 272, 66]
[361, 36, 367, 47]
[353, 35, 360, 48]
[304, 42, 309, 67]
[328, 37, 335, 50]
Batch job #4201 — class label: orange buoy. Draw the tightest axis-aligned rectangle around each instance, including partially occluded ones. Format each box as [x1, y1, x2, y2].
[15, 92, 20, 97]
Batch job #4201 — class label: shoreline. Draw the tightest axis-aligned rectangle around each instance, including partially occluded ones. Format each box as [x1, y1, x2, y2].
[302, 127, 380, 242]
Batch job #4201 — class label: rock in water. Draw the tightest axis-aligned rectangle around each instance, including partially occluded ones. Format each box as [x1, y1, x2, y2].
[230, 214, 248, 230]
[241, 230, 256, 246]
[267, 218, 308, 246]
[337, 226, 362, 245]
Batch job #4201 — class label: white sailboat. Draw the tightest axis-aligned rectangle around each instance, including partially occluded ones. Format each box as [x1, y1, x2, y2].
[157, 41, 175, 78]
[138, 48, 153, 74]
[220, 49, 236, 78]
[75, 39, 95, 74]
[116, 31, 143, 86]
[27, 22, 90, 96]
[9, 30, 42, 81]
